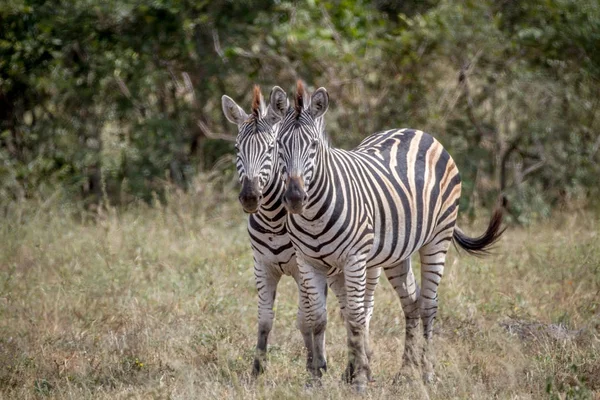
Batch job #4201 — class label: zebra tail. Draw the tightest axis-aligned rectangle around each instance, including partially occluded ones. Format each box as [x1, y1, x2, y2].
[453, 197, 506, 257]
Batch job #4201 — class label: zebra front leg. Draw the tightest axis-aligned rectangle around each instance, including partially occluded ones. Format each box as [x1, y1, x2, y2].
[384, 258, 421, 382]
[419, 239, 450, 384]
[327, 273, 356, 383]
[292, 270, 316, 381]
[252, 263, 281, 377]
[332, 267, 379, 384]
[364, 267, 380, 382]
[343, 256, 370, 392]
[297, 258, 328, 381]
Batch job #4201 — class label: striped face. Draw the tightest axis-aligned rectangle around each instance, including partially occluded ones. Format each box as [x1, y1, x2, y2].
[222, 87, 283, 213]
[277, 110, 321, 214]
[234, 117, 278, 212]
[269, 83, 329, 215]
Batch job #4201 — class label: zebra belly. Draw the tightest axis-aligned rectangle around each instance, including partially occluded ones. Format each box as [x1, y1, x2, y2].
[364, 210, 430, 268]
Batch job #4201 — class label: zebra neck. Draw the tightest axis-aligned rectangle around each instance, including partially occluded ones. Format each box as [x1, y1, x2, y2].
[302, 147, 338, 220]
[256, 170, 287, 228]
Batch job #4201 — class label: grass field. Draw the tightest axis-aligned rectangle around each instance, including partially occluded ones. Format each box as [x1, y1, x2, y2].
[1, 188, 599, 399]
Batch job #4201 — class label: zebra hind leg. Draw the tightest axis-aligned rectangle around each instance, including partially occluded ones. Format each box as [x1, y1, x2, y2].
[418, 238, 451, 384]
[293, 271, 315, 383]
[384, 258, 422, 383]
[363, 267, 381, 382]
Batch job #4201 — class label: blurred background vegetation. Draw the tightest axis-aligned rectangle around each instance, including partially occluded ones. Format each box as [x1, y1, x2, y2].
[1, 0, 599, 222]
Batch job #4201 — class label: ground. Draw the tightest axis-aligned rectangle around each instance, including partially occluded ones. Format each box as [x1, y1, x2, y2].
[1, 190, 599, 399]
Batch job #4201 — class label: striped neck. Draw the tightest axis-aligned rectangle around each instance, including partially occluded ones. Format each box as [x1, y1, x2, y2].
[253, 155, 287, 228]
[302, 145, 336, 220]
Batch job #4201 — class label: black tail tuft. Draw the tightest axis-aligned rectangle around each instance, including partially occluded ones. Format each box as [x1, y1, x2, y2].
[453, 196, 506, 257]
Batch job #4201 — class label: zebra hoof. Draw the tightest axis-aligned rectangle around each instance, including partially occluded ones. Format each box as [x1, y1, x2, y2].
[305, 375, 323, 389]
[422, 370, 436, 384]
[341, 362, 355, 383]
[354, 381, 367, 393]
[367, 369, 376, 383]
[251, 359, 264, 378]
[392, 367, 419, 385]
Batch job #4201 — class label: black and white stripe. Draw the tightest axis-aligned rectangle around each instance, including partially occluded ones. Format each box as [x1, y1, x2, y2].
[270, 82, 504, 388]
[221, 86, 328, 378]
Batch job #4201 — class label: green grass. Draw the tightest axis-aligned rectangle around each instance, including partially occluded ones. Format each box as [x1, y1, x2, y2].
[1, 189, 599, 399]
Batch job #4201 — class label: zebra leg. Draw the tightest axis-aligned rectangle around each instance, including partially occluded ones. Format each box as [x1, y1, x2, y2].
[364, 267, 381, 382]
[384, 258, 421, 381]
[311, 271, 329, 380]
[343, 256, 370, 391]
[327, 273, 347, 320]
[292, 270, 316, 381]
[338, 266, 379, 384]
[418, 239, 451, 384]
[297, 258, 328, 380]
[252, 263, 281, 377]
[327, 273, 356, 383]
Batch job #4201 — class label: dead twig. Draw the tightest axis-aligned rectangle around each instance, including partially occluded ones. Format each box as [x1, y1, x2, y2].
[197, 119, 236, 143]
[114, 75, 147, 117]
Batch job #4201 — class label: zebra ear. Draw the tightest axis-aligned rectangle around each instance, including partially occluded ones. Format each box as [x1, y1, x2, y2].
[264, 105, 283, 127]
[269, 86, 289, 118]
[221, 95, 249, 125]
[310, 87, 329, 119]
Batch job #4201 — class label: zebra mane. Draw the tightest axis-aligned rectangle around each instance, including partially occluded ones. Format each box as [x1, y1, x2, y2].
[318, 120, 331, 149]
[251, 85, 264, 118]
[295, 80, 306, 119]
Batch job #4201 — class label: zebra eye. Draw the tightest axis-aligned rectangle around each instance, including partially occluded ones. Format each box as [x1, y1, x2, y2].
[234, 143, 239, 151]
[310, 139, 319, 149]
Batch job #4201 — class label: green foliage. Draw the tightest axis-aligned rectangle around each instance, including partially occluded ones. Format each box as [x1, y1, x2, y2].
[1, 0, 598, 217]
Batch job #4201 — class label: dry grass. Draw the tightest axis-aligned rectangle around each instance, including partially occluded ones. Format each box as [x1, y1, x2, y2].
[1, 189, 599, 399]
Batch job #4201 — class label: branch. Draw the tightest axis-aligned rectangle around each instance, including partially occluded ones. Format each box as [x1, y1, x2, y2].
[516, 148, 542, 160]
[521, 159, 545, 178]
[182, 72, 195, 102]
[181, 71, 235, 142]
[320, 4, 343, 46]
[114, 76, 147, 117]
[197, 119, 236, 143]
[500, 135, 522, 192]
[458, 53, 491, 143]
[165, 63, 183, 93]
[212, 29, 225, 61]
[591, 133, 600, 160]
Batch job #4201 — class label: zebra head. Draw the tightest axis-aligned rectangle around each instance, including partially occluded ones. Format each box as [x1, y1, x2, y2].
[221, 85, 286, 213]
[269, 81, 329, 214]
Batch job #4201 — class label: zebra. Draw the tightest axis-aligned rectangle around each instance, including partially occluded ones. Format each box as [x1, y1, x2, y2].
[221, 85, 329, 379]
[268, 81, 504, 390]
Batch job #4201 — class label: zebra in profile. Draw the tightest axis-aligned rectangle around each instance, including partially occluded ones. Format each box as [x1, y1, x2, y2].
[269, 81, 504, 390]
[221, 85, 329, 379]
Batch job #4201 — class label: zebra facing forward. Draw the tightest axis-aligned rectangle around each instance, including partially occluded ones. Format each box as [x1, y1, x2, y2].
[221, 86, 329, 379]
[269, 81, 504, 389]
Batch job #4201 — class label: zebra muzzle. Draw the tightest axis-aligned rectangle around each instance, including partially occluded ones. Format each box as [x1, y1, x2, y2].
[283, 176, 308, 214]
[239, 177, 262, 213]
